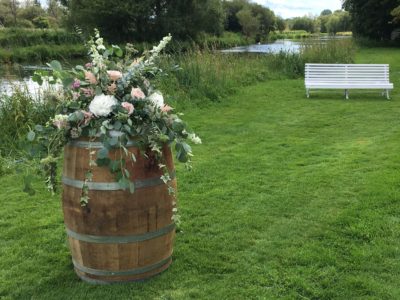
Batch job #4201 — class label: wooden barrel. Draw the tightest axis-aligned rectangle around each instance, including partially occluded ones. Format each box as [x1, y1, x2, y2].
[61, 139, 176, 283]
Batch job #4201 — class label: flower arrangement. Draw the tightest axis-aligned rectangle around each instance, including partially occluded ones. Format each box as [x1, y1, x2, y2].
[28, 30, 201, 205]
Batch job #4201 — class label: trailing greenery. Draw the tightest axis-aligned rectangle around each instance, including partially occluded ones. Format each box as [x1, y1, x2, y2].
[0, 47, 399, 299]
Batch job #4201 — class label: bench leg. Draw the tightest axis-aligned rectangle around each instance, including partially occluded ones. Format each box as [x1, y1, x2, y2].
[306, 89, 310, 98]
[386, 89, 390, 100]
[345, 89, 349, 100]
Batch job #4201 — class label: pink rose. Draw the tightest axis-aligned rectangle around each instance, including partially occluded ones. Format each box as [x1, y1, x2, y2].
[82, 110, 93, 125]
[131, 87, 145, 99]
[121, 102, 134, 115]
[161, 104, 173, 112]
[85, 62, 93, 69]
[84, 71, 97, 84]
[107, 70, 122, 81]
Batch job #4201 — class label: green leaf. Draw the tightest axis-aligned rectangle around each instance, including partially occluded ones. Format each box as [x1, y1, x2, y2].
[62, 77, 74, 88]
[112, 45, 123, 57]
[129, 182, 135, 193]
[97, 147, 109, 159]
[113, 121, 122, 131]
[32, 73, 43, 85]
[27, 131, 35, 142]
[96, 157, 110, 167]
[34, 125, 43, 132]
[48, 60, 62, 72]
[95, 86, 103, 95]
[118, 177, 129, 190]
[109, 160, 120, 173]
[109, 136, 119, 146]
[172, 120, 185, 132]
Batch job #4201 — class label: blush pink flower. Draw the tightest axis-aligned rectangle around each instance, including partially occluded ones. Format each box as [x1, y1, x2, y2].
[84, 71, 97, 84]
[131, 87, 146, 99]
[121, 102, 134, 115]
[85, 62, 93, 69]
[81, 87, 95, 97]
[81, 110, 93, 125]
[161, 104, 173, 112]
[107, 70, 122, 81]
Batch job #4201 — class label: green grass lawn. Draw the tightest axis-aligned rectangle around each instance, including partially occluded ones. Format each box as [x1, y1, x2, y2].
[1, 48, 400, 299]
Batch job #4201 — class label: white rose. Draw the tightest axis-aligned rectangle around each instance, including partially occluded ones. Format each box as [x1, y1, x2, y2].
[89, 94, 118, 117]
[148, 91, 164, 107]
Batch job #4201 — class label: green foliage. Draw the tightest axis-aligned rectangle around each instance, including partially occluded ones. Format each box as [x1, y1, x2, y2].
[65, 0, 225, 43]
[343, 0, 399, 40]
[0, 28, 81, 48]
[1, 46, 400, 299]
[0, 43, 86, 63]
[223, 0, 276, 39]
[0, 0, 65, 28]
[289, 16, 317, 33]
[0, 28, 85, 62]
[0, 88, 56, 157]
[32, 16, 50, 29]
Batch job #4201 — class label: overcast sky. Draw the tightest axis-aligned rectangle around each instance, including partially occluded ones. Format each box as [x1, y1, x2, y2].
[253, 0, 344, 18]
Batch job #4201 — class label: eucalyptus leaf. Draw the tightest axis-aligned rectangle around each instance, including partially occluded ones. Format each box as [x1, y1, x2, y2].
[48, 60, 62, 72]
[129, 182, 135, 193]
[97, 147, 109, 159]
[27, 131, 35, 141]
[95, 86, 103, 95]
[109, 136, 119, 146]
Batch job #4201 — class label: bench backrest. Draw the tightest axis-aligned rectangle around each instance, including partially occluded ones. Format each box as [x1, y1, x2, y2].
[305, 64, 390, 84]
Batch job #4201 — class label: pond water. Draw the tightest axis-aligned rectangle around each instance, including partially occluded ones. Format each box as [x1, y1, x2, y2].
[221, 39, 302, 54]
[221, 36, 351, 54]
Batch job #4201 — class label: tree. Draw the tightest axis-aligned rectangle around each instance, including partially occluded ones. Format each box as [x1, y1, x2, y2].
[236, 7, 260, 37]
[222, 0, 247, 32]
[392, 5, 400, 24]
[320, 9, 332, 16]
[290, 16, 316, 33]
[343, 0, 399, 40]
[64, 0, 225, 42]
[275, 16, 286, 32]
[251, 3, 275, 35]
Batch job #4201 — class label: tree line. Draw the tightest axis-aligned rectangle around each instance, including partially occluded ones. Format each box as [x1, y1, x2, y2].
[0, 0, 399, 42]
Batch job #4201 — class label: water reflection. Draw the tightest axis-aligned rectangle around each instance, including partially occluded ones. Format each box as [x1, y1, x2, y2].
[221, 36, 351, 54]
[221, 39, 301, 53]
[0, 64, 52, 98]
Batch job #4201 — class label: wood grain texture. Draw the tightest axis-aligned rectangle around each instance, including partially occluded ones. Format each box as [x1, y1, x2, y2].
[62, 140, 176, 283]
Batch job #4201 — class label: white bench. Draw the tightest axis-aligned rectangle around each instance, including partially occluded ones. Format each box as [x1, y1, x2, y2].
[305, 63, 394, 100]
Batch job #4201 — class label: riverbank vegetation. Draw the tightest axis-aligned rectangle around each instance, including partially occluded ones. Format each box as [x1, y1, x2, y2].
[0, 28, 85, 63]
[1, 46, 400, 298]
